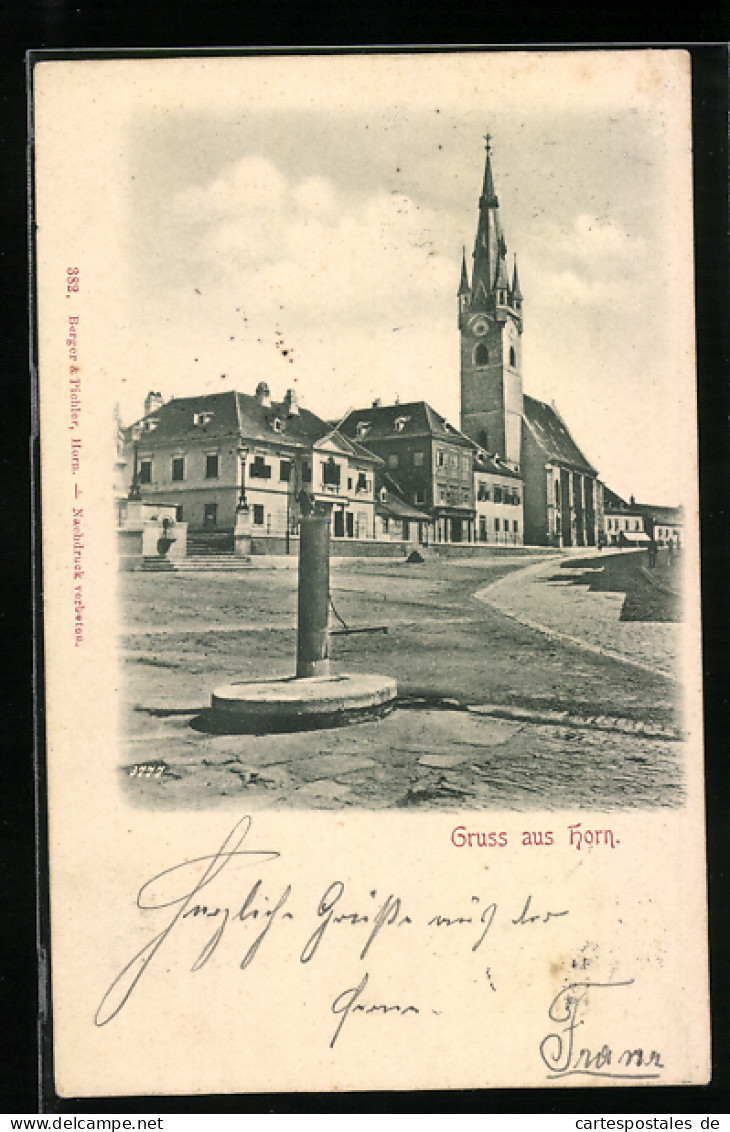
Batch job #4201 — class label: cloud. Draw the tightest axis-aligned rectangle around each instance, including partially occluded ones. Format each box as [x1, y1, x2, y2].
[173, 156, 288, 220]
[170, 159, 454, 328]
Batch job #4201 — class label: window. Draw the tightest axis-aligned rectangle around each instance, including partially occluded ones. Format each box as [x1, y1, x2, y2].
[394, 416, 410, 432]
[475, 343, 489, 365]
[203, 503, 217, 527]
[250, 455, 271, 479]
[462, 455, 471, 476]
[479, 518, 487, 541]
[356, 421, 371, 439]
[513, 520, 519, 533]
[477, 483, 489, 501]
[322, 457, 341, 486]
[139, 459, 152, 484]
[388, 453, 399, 469]
[494, 486, 503, 503]
[437, 450, 445, 468]
[495, 518, 501, 532]
[175, 505, 184, 522]
[205, 453, 219, 479]
[172, 456, 184, 482]
[414, 487, 426, 505]
[413, 450, 424, 467]
[271, 417, 282, 432]
[193, 411, 213, 427]
[253, 504, 264, 526]
[356, 472, 367, 492]
[279, 460, 292, 482]
[301, 462, 312, 484]
[509, 346, 516, 367]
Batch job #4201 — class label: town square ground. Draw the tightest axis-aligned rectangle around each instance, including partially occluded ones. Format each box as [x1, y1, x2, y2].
[118, 549, 687, 811]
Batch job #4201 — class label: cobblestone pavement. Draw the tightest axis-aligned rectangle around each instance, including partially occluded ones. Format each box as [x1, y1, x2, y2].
[476, 550, 680, 678]
[119, 555, 686, 813]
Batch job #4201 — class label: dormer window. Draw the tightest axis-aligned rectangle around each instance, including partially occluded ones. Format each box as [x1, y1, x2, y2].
[394, 416, 410, 432]
[379, 487, 387, 503]
[193, 411, 214, 427]
[356, 421, 371, 439]
[144, 418, 159, 432]
[271, 417, 282, 432]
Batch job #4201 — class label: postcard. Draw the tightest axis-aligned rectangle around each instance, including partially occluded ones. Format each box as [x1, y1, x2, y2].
[32, 49, 710, 1097]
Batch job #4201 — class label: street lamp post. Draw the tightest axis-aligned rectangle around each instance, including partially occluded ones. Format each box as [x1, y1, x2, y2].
[128, 423, 142, 501]
[237, 443, 249, 510]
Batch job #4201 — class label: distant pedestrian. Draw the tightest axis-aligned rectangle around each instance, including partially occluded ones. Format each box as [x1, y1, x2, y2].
[647, 536, 657, 568]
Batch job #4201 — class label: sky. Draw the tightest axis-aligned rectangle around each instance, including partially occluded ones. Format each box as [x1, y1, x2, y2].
[53, 52, 694, 505]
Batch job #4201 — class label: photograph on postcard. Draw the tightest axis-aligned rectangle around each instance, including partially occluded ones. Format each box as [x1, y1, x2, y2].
[33, 50, 710, 1096]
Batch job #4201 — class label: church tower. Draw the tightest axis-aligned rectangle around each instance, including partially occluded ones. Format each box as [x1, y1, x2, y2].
[459, 136, 524, 470]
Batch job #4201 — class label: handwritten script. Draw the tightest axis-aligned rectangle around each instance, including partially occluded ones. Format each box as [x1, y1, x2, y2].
[93, 815, 654, 1070]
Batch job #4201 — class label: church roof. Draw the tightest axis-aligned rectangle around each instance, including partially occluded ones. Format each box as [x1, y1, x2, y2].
[522, 395, 597, 475]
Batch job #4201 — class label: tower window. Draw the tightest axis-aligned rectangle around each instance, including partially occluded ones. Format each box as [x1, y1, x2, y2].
[474, 344, 489, 365]
[509, 346, 516, 367]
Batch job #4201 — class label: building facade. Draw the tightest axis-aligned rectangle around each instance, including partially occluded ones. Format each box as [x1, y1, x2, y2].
[458, 138, 602, 548]
[123, 384, 381, 552]
[473, 449, 524, 545]
[339, 401, 477, 543]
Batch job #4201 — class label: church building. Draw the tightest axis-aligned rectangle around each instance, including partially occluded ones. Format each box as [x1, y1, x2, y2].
[459, 137, 602, 548]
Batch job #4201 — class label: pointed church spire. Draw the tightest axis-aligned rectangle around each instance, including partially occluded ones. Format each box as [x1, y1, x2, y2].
[458, 246, 470, 294]
[480, 133, 498, 207]
[471, 132, 507, 307]
[511, 254, 522, 299]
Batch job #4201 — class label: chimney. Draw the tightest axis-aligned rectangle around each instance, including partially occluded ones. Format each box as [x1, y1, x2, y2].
[630, 494, 636, 506]
[372, 397, 382, 408]
[144, 391, 163, 416]
[283, 387, 299, 415]
[255, 381, 271, 407]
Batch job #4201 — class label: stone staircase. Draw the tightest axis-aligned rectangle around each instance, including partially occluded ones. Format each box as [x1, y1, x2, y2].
[141, 556, 177, 572]
[174, 553, 250, 571]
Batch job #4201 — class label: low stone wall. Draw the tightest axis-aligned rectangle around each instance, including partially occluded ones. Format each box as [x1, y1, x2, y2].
[429, 543, 554, 558]
[250, 536, 412, 558]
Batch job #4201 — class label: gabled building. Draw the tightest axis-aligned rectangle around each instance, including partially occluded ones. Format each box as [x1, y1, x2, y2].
[374, 470, 432, 545]
[473, 447, 524, 545]
[635, 502, 684, 548]
[602, 486, 646, 546]
[458, 137, 602, 548]
[339, 400, 476, 543]
[122, 384, 380, 552]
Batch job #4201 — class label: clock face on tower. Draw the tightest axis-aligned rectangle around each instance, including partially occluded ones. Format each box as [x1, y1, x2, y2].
[470, 316, 489, 337]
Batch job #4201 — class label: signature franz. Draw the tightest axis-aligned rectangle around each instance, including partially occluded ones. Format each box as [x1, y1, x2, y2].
[540, 981, 664, 1080]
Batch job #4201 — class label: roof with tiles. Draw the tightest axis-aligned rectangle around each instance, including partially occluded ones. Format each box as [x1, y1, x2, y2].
[127, 390, 331, 450]
[522, 395, 596, 475]
[339, 400, 474, 448]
